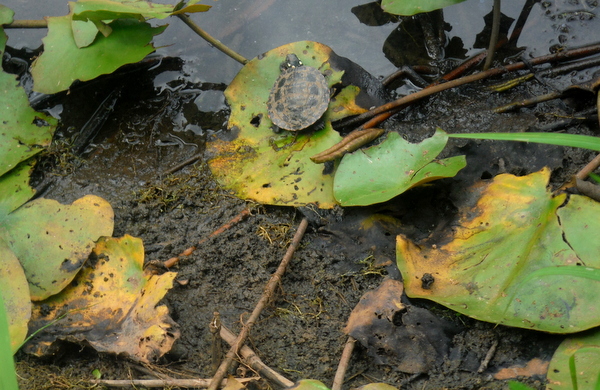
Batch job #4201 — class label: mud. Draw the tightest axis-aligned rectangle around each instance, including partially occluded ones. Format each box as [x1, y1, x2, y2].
[13, 52, 599, 390]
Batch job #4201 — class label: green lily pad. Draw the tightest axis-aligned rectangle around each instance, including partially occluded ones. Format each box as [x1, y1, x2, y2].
[0, 237, 31, 353]
[0, 195, 114, 301]
[397, 168, 600, 333]
[208, 41, 374, 208]
[334, 130, 466, 206]
[0, 5, 14, 55]
[31, 15, 166, 94]
[547, 329, 600, 389]
[381, 0, 468, 16]
[0, 71, 56, 176]
[70, 0, 175, 22]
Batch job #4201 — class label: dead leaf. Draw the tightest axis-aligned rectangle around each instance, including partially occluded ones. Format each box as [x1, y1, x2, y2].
[345, 278, 460, 374]
[493, 358, 549, 380]
[24, 235, 179, 363]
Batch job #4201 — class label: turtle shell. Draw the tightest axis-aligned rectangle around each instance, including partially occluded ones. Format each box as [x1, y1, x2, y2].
[267, 61, 330, 131]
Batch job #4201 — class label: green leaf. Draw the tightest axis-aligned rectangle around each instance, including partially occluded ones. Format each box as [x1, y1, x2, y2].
[396, 168, 600, 333]
[287, 380, 331, 390]
[0, 5, 14, 56]
[0, 71, 56, 175]
[448, 132, 600, 151]
[0, 290, 20, 390]
[333, 130, 466, 206]
[0, 161, 36, 217]
[381, 0, 468, 16]
[31, 15, 166, 94]
[0, 195, 114, 301]
[547, 329, 600, 389]
[0, 237, 31, 353]
[71, 0, 175, 21]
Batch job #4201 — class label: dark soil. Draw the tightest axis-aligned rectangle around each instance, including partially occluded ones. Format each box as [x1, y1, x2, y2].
[5, 1, 600, 389]
[13, 50, 599, 390]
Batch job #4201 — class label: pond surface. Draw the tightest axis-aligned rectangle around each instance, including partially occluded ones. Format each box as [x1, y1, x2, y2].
[4, 0, 600, 389]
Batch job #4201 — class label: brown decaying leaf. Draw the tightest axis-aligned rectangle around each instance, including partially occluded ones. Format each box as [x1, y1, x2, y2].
[345, 278, 460, 374]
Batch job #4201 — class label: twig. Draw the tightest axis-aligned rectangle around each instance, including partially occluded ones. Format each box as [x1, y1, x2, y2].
[331, 336, 356, 390]
[478, 339, 499, 373]
[220, 324, 294, 388]
[483, 0, 501, 70]
[207, 218, 310, 390]
[4, 20, 48, 28]
[89, 377, 258, 388]
[176, 14, 248, 65]
[162, 153, 203, 176]
[163, 208, 251, 268]
[576, 153, 600, 180]
[337, 43, 600, 129]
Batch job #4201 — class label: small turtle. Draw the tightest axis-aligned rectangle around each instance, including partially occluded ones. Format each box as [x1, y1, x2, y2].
[267, 54, 330, 132]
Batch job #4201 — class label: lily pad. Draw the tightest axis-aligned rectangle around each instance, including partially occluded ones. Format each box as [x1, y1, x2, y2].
[208, 41, 386, 208]
[0, 237, 31, 353]
[31, 15, 166, 94]
[547, 329, 600, 389]
[381, 0, 468, 16]
[0, 161, 35, 217]
[0, 71, 56, 176]
[396, 168, 600, 333]
[0, 195, 114, 301]
[0, 5, 13, 55]
[334, 130, 466, 206]
[25, 235, 179, 363]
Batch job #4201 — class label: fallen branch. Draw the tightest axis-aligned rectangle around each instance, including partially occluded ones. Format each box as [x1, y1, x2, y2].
[207, 218, 310, 390]
[90, 377, 258, 388]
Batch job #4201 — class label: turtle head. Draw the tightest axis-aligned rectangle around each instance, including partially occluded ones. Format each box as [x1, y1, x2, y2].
[281, 54, 303, 71]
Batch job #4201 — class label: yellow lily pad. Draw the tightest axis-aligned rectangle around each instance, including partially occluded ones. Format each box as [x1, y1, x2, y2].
[25, 235, 179, 363]
[397, 168, 600, 333]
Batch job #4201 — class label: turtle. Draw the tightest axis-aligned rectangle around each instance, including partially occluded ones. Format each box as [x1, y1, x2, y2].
[266, 53, 330, 132]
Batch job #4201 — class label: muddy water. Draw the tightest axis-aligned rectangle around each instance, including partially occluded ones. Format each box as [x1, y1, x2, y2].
[5, 0, 600, 389]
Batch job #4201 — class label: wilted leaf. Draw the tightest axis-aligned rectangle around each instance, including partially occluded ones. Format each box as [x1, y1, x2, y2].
[493, 358, 549, 380]
[25, 235, 179, 363]
[0, 237, 31, 353]
[345, 278, 458, 374]
[208, 41, 386, 209]
[546, 329, 600, 390]
[396, 168, 600, 333]
[0, 71, 56, 176]
[334, 130, 466, 206]
[31, 15, 166, 94]
[0, 195, 114, 301]
[381, 0, 468, 16]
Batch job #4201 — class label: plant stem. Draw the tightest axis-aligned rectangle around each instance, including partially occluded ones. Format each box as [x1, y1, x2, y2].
[4, 19, 48, 28]
[483, 0, 501, 70]
[176, 14, 248, 65]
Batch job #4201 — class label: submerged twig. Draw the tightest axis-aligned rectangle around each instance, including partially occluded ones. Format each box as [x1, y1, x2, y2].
[207, 218, 309, 390]
[176, 14, 248, 65]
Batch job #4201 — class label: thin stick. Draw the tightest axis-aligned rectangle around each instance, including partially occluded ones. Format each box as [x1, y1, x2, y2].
[478, 339, 499, 373]
[90, 377, 258, 388]
[163, 208, 251, 268]
[220, 324, 294, 388]
[576, 153, 600, 180]
[207, 218, 310, 390]
[331, 336, 356, 390]
[483, 0, 501, 71]
[5, 20, 48, 28]
[176, 14, 248, 65]
[338, 43, 600, 129]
